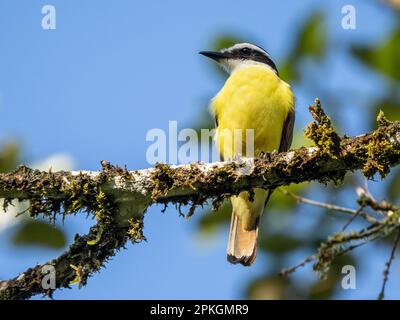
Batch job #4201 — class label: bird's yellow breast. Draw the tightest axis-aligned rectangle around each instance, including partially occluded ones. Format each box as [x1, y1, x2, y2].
[211, 64, 294, 159]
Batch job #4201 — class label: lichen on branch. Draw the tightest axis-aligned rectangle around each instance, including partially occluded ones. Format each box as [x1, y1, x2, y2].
[1, 100, 400, 299]
[305, 98, 342, 159]
[0, 161, 146, 300]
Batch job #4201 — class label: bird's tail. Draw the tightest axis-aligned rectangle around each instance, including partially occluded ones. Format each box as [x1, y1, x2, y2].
[227, 212, 259, 266]
[227, 189, 269, 266]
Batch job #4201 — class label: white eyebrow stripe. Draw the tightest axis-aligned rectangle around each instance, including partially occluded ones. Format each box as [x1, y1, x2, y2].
[216, 42, 278, 75]
[223, 43, 271, 58]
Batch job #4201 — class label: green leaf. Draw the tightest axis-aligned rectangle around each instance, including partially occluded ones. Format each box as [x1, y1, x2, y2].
[0, 143, 19, 173]
[12, 220, 67, 249]
[367, 99, 400, 133]
[198, 201, 231, 235]
[278, 57, 297, 82]
[295, 12, 327, 60]
[280, 11, 326, 82]
[259, 234, 302, 254]
[387, 167, 400, 203]
[246, 276, 302, 299]
[373, 99, 400, 124]
[351, 28, 400, 81]
[268, 182, 309, 212]
[307, 254, 355, 299]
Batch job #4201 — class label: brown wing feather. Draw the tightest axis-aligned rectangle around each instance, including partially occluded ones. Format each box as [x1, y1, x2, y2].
[279, 109, 295, 153]
[263, 109, 295, 207]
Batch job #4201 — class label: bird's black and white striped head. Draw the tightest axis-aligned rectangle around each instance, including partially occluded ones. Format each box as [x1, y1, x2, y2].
[200, 43, 278, 75]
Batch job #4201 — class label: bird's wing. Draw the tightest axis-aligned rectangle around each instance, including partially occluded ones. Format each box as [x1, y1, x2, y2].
[214, 115, 224, 161]
[279, 109, 295, 152]
[262, 109, 295, 207]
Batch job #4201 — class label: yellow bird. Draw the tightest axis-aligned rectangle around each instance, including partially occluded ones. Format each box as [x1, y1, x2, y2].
[200, 43, 295, 266]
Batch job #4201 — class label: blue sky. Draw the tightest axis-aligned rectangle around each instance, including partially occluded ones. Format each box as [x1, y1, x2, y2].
[0, 0, 399, 299]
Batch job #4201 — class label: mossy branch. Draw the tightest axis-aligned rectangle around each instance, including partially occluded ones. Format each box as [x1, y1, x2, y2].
[0, 222, 130, 300]
[1, 110, 400, 220]
[280, 184, 400, 299]
[1, 100, 400, 299]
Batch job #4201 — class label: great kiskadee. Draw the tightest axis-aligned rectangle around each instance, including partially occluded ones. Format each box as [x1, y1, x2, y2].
[200, 43, 295, 266]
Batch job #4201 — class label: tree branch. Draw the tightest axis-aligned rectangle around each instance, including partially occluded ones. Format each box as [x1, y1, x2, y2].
[279, 182, 400, 299]
[1, 100, 400, 299]
[1, 107, 400, 222]
[0, 222, 130, 300]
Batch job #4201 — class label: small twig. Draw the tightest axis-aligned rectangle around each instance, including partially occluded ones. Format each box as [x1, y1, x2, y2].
[280, 189, 357, 214]
[15, 207, 29, 218]
[339, 241, 368, 256]
[279, 189, 378, 224]
[279, 254, 316, 276]
[378, 227, 400, 300]
[341, 207, 364, 231]
[280, 234, 380, 278]
[356, 185, 398, 216]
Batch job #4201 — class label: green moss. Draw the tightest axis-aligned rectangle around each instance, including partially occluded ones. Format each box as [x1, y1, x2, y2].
[127, 217, 146, 243]
[304, 101, 400, 181]
[0, 161, 145, 298]
[313, 239, 342, 280]
[305, 98, 341, 159]
[2, 104, 400, 298]
[149, 162, 242, 217]
[360, 112, 400, 178]
[313, 210, 400, 280]
[338, 111, 400, 179]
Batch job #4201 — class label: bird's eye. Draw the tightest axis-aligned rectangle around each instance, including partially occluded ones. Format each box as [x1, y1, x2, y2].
[241, 48, 251, 54]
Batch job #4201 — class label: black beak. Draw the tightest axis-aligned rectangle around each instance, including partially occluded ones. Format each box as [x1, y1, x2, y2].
[199, 51, 230, 61]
